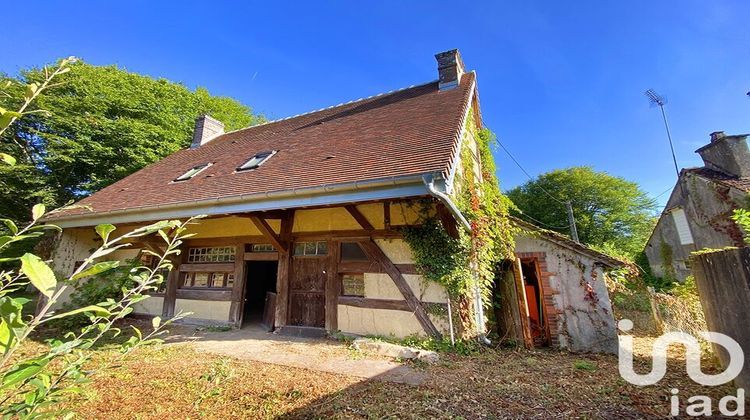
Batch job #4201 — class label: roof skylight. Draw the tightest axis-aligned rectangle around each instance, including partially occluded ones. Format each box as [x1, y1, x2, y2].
[174, 163, 212, 181]
[238, 150, 276, 171]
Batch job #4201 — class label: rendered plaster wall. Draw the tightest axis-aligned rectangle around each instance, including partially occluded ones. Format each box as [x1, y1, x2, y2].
[133, 296, 164, 316]
[48, 227, 100, 309]
[515, 235, 618, 353]
[338, 237, 451, 338]
[174, 299, 231, 322]
[645, 174, 746, 282]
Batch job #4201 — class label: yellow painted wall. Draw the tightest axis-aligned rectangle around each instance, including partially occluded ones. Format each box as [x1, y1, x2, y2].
[337, 305, 448, 338]
[174, 299, 231, 321]
[363, 273, 447, 303]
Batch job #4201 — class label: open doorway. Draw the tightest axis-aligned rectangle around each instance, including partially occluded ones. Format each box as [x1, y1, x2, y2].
[243, 261, 278, 329]
[520, 259, 549, 347]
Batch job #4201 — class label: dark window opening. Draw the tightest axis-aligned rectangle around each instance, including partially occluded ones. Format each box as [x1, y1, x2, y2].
[340, 242, 368, 261]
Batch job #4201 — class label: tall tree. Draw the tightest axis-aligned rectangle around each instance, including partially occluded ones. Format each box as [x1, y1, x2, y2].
[0, 62, 261, 221]
[507, 166, 656, 258]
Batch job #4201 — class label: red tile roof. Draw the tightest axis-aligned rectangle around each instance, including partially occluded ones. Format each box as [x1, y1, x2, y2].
[50, 73, 477, 220]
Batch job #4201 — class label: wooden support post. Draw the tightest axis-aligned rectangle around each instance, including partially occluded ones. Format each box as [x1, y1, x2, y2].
[359, 239, 442, 339]
[512, 257, 534, 349]
[249, 215, 287, 252]
[274, 210, 294, 328]
[229, 241, 246, 327]
[345, 205, 374, 231]
[325, 239, 341, 332]
[163, 254, 181, 318]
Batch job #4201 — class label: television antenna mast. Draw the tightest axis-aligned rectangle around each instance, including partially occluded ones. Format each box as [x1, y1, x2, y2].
[645, 89, 679, 177]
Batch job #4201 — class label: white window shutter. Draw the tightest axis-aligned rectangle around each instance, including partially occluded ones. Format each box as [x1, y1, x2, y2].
[671, 208, 694, 245]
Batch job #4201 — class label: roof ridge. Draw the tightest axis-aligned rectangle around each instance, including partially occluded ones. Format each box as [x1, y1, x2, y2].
[220, 79, 439, 137]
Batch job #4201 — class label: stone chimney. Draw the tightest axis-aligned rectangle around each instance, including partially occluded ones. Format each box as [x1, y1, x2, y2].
[696, 131, 750, 177]
[191, 114, 225, 149]
[435, 49, 465, 90]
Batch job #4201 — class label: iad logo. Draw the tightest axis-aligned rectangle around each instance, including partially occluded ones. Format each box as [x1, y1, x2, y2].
[618, 319, 746, 417]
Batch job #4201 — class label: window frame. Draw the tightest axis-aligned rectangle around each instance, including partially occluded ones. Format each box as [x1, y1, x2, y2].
[237, 150, 277, 171]
[293, 241, 328, 256]
[174, 162, 212, 182]
[180, 271, 235, 290]
[186, 246, 236, 263]
[340, 273, 365, 297]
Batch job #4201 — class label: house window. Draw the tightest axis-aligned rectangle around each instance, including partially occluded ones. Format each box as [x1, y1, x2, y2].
[187, 246, 236, 263]
[237, 150, 277, 171]
[175, 163, 212, 181]
[181, 272, 234, 289]
[250, 243, 276, 252]
[341, 274, 365, 297]
[340, 242, 368, 261]
[140, 253, 169, 293]
[293, 241, 328, 256]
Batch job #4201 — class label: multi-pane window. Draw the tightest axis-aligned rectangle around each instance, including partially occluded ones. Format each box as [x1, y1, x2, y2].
[293, 241, 328, 256]
[251, 243, 276, 252]
[187, 246, 236, 263]
[140, 254, 169, 293]
[181, 272, 235, 289]
[341, 274, 365, 297]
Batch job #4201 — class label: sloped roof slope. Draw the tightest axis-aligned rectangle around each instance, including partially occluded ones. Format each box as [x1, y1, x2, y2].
[50, 72, 477, 220]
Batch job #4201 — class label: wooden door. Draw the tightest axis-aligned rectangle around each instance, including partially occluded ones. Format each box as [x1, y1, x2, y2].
[289, 257, 327, 327]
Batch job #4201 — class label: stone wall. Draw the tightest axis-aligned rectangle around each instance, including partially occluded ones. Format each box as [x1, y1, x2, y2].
[515, 235, 618, 353]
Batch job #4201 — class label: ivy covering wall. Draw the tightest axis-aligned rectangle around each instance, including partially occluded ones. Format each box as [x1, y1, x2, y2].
[403, 109, 516, 337]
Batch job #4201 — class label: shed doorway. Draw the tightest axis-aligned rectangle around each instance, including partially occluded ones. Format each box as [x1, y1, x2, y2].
[243, 261, 278, 329]
[520, 259, 549, 347]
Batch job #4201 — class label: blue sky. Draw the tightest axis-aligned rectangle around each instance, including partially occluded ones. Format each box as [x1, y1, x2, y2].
[2, 1, 748, 209]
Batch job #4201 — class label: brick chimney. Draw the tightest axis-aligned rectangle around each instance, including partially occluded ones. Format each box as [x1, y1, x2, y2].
[696, 131, 750, 177]
[435, 49, 465, 90]
[191, 114, 225, 149]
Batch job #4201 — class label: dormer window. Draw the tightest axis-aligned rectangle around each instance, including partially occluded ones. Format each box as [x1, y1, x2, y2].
[238, 150, 276, 171]
[175, 163, 211, 181]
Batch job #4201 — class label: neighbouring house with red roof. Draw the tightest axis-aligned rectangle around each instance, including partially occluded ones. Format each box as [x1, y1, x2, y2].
[645, 131, 750, 282]
[46, 50, 620, 353]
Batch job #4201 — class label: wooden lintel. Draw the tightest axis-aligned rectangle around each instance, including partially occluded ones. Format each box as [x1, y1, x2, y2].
[358, 239, 442, 339]
[337, 260, 418, 275]
[345, 205, 374, 231]
[178, 263, 235, 273]
[339, 296, 448, 312]
[249, 215, 287, 253]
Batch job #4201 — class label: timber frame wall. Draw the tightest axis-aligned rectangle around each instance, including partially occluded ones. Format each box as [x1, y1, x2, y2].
[152, 200, 447, 338]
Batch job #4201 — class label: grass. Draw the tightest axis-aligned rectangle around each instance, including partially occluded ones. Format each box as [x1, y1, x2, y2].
[14, 322, 738, 419]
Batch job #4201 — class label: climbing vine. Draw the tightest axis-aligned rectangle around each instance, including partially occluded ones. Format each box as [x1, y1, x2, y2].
[402, 110, 516, 333]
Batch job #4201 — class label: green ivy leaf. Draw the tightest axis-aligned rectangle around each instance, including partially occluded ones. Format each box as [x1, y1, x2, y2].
[19, 253, 56, 297]
[70, 261, 120, 281]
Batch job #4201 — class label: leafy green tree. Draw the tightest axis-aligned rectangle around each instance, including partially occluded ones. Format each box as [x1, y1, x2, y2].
[507, 166, 656, 258]
[0, 61, 262, 222]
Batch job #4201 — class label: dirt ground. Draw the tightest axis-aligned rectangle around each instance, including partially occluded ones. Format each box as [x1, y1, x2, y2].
[48, 321, 740, 419]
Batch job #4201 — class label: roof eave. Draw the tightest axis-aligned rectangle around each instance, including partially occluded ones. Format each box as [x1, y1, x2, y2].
[46, 172, 446, 228]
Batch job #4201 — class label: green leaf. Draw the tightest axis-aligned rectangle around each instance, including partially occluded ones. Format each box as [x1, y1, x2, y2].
[19, 253, 56, 297]
[44, 305, 110, 322]
[1, 359, 48, 390]
[0, 153, 15, 166]
[151, 316, 161, 330]
[25, 82, 39, 99]
[1, 219, 18, 235]
[95, 224, 116, 243]
[70, 261, 120, 281]
[32, 203, 46, 221]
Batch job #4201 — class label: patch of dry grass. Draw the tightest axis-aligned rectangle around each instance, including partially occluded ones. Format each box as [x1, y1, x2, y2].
[45, 332, 735, 419]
